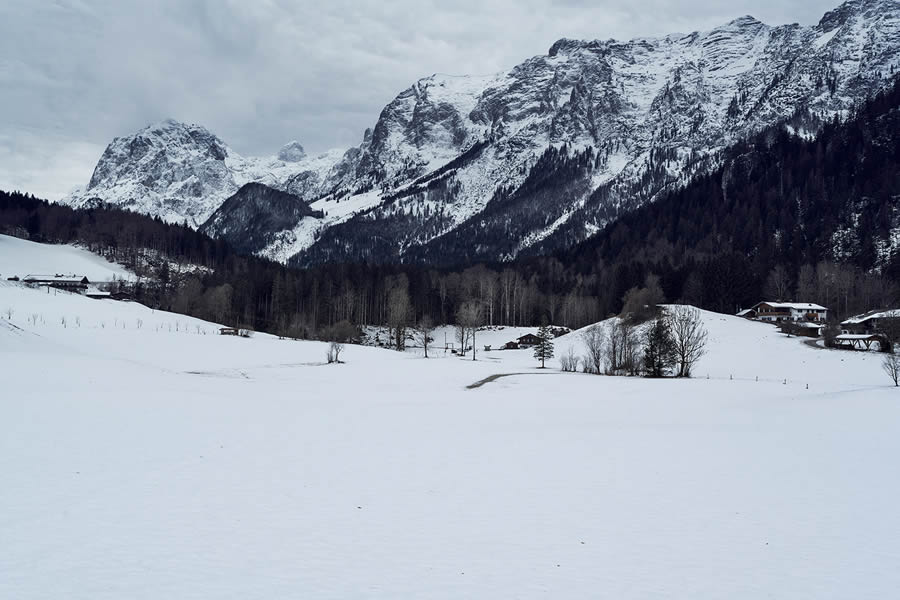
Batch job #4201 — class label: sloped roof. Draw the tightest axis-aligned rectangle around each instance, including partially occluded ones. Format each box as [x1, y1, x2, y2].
[841, 309, 900, 325]
[23, 274, 89, 284]
[754, 301, 827, 311]
[517, 333, 542, 341]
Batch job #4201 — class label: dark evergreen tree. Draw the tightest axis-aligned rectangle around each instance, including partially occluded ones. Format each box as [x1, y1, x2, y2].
[643, 317, 676, 377]
[534, 323, 555, 368]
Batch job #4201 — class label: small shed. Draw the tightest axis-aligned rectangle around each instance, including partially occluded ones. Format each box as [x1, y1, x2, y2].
[219, 327, 239, 336]
[792, 322, 824, 338]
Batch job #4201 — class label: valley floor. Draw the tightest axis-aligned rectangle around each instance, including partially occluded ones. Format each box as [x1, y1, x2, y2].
[1, 281, 898, 598]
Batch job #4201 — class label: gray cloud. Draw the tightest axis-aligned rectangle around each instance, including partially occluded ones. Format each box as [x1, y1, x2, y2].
[0, 0, 839, 199]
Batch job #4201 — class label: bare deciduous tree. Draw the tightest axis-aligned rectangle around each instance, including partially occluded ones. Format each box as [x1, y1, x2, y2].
[765, 265, 792, 301]
[455, 321, 470, 355]
[621, 274, 666, 322]
[607, 319, 640, 375]
[326, 341, 344, 364]
[581, 325, 607, 374]
[605, 321, 621, 374]
[456, 301, 483, 361]
[667, 306, 708, 378]
[883, 352, 900, 387]
[559, 345, 579, 372]
[416, 315, 435, 358]
[387, 278, 412, 351]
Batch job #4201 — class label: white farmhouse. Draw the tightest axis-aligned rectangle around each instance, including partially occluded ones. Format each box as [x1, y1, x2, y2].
[744, 301, 828, 323]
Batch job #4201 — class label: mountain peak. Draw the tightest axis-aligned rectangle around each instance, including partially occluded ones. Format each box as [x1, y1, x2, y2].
[548, 38, 588, 57]
[278, 140, 307, 162]
[726, 15, 763, 27]
[143, 117, 188, 133]
[819, 0, 899, 31]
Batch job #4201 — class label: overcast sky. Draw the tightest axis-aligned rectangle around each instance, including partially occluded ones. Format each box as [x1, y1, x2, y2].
[1, 0, 840, 200]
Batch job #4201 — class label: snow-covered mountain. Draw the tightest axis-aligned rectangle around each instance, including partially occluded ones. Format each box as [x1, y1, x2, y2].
[63, 0, 900, 264]
[64, 119, 344, 227]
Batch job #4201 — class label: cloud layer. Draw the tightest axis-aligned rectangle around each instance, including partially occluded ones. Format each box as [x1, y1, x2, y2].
[1, 0, 838, 199]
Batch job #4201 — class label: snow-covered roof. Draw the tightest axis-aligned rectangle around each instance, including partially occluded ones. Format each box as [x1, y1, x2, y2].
[840, 309, 900, 325]
[735, 308, 754, 316]
[23, 274, 89, 284]
[836, 334, 881, 340]
[754, 301, 827, 311]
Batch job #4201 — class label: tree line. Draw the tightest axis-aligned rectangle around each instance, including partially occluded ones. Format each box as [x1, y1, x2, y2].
[2, 78, 899, 338]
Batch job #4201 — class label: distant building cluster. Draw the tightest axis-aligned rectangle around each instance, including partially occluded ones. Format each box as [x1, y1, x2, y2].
[835, 310, 900, 351]
[6, 273, 124, 300]
[737, 301, 828, 323]
[738, 301, 899, 352]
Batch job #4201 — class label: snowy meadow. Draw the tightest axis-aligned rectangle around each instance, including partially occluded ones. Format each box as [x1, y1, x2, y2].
[1, 266, 899, 598]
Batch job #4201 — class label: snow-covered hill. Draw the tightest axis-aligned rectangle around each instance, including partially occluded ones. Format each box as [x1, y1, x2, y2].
[61, 0, 900, 264]
[0, 234, 133, 282]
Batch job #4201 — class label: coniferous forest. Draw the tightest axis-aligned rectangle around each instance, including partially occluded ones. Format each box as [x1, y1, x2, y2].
[3, 79, 900, 338]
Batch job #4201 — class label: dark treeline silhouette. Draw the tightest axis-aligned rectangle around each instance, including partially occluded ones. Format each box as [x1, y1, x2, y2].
[2, 78, 900, 336]
[0, 191, 601, 334]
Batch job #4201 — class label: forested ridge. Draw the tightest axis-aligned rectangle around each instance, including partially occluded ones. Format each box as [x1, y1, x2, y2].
[2, 78, 900, 337]
[560, 76, 900, 316]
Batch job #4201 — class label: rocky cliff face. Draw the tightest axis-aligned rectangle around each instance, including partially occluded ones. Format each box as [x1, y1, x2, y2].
[63, 0, 900, 265]
[69, 119, 236, 226]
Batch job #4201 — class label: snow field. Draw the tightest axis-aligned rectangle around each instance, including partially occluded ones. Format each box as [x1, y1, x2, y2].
[1, 278, 898, 599]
